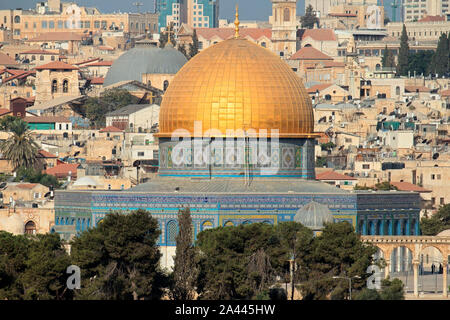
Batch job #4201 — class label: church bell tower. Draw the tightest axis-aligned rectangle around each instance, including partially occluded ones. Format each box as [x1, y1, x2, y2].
[269, 0, 298, 59]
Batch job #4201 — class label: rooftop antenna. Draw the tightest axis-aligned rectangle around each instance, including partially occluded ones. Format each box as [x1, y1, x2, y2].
[133, 2, 143, 13]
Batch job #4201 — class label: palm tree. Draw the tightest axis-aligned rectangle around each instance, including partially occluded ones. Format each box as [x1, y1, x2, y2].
[0, 119, 39, 171]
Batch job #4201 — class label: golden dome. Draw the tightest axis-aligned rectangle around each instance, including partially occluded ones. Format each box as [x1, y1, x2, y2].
[158, 37, 315, 138]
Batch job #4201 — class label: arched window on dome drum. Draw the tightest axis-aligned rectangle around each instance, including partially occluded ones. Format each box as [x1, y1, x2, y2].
[52, 80, 58, 93]
[63, 80, 69, 93]
[163, 80, 169, 91]
[25, 221, 36, 235]
[201, 220, 213, 231]
[224, 221, 234, 227]
[283, 8, 290, 22]
[166, 220, 178, 245]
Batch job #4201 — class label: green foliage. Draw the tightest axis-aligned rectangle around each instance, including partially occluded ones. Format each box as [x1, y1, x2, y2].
[14, 166, 61, 188]
[420, 204, 450, 235]
[354, 288, 381, 300]
[381, 45, 396, 69]
[0, 173, 12, 182]
[320, 142, 335, 151]
[82, 89, 138, 128]
[178, 43, 188, 58]
[195, 222, 306, 300]
[301, 5, 319, 29]
[397, 24, 409, 76]
[429, 33, 449, 76]
[0, 231, 71, 300]
[70, 210, 165, 300]
[315, 157, 327, 168]
[0, 115, 20, 131]
[189, 29, 199, 58]
[354, 184, 372, 190]
[374, 182, 398, 191]
[0, 118, 39, 171]
[171, 208, 198, 300]
[408, 51, 434, 76]
[380, 277, 404, 300]
[299, 222, 377, 300]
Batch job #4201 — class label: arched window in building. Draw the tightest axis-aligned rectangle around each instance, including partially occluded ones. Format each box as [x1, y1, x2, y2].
[51, 80, 58, 93]
[63, 79, 69, 93]
[25, 221, 36, 235]
[166, 220, 178, 245]
[14, 16, 20, 23]
[396, 86, 401, 96]
[201, 220, 213, 231]
[31, 55, 35, 61]
[163, 80, 169, 91]
[261, 42, 266, 48]
[283, 8, 290, 22]
[375, 64, 381, 71]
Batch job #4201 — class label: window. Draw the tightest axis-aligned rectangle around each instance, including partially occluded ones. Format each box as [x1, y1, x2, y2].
[431, 174, 435, 180]
[363, 164, 370, 169]
[163, 80, 169, 91]
[42, 21, 48, 28]
[437, 174, 441, 180]
[138, 152, 145, 156]
[14, 16, 20, 23]
[440, 198, 445, 205]
[101, 21, 107, 29]
[49, 21, 55, 28]
[432, 197, 436, 205]
[63, 80, 69, 93]
[166, 220, 178, 245]
[94, 21, 100, 28]
[51, 55, 55, 61]
[58, 20, 63, 28]
[25, 22, 28, 29]
[284, 8, 290, 21]
[51, 80, 58, 93]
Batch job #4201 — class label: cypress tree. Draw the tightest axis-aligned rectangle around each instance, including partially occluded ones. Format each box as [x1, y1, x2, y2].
[301, 5, 319, 29]
[429, 33, 449, 76]
[397, 24, 409, 76]
[188, 29, 199, 58]
[381, 45, 395, 69]
[171, 208, 198, 300]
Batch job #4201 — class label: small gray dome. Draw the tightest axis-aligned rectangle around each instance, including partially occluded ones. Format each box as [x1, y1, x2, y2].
[103, 45, 187, 87]
[294, 201, 334, 230]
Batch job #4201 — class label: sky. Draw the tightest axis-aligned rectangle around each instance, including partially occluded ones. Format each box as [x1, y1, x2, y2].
[0, 0, 397, 21]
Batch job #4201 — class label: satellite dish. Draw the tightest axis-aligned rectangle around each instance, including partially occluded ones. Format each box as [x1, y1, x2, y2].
[432, 153, 439, 160]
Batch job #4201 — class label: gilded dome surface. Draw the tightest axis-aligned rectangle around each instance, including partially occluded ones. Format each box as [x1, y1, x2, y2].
[158, 37, 314, 138]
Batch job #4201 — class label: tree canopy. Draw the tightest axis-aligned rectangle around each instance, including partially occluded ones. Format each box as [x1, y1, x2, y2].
[420, 204, 450, 236]
[429, 33, 449, 76]
[397, 24, 409, 76]
[0, 118, 39, 171]
[188, 29, 199, 58]
[82, 89, 139, 128]
[301, 5, 319, 29]
[70, 210, 165, 300]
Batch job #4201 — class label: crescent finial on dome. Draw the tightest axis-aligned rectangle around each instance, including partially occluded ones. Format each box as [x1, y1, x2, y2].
[234, 4, 240, 39]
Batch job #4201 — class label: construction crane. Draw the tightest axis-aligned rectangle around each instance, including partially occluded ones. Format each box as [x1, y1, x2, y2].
[133, 2, 143, 13]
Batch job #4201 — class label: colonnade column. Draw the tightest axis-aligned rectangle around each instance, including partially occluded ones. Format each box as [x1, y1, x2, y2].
[385, 259, 390, 279]
[413, 260, 419, 297]
[443, 262, 448, 298]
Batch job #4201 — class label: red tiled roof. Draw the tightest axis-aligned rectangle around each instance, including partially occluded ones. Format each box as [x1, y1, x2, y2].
[418, 15, 445, 22]
[38, 150, 57, 158]
[85, 61, 113, 67]
[23, 116, 71, 123]
[34, 61, 78, 70]
[100, 126, 123, 133]
[0, 108, 11, 116]
[390, 181, 431, 192]
[316, 171, 357, 181]
[0, 53, 18, 66]
[73, 58, 100, 66]
[3, 70, 35, 83]
[4, 69, 26, 76]
[20, 49, 57, 55]
[290, 47, 333, 60]
[301, 29, 337, 41]
[405, 85, 431, 93]
[440, 89, 450, 97]
[46, 163, 79, 177]
[90, 77, 104, 85]
[195, 28, 271, 41]
[28, 32, 83, 42]
[306, 83, 333, 94]
[98, 46, 114, 51]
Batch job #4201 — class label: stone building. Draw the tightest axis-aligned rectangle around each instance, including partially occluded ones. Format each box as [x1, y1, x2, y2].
[34, 61, 79, 105]
[269, 0, 299, 58]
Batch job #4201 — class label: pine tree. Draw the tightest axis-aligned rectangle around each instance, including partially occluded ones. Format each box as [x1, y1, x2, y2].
[397, 24, 409, 76]
[381, 45, 396, 69]
[429, 33, 449, 76]
[188, 29, 199, 58]
[301, 5, 319, 29]
[171, 208, 198, 300]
